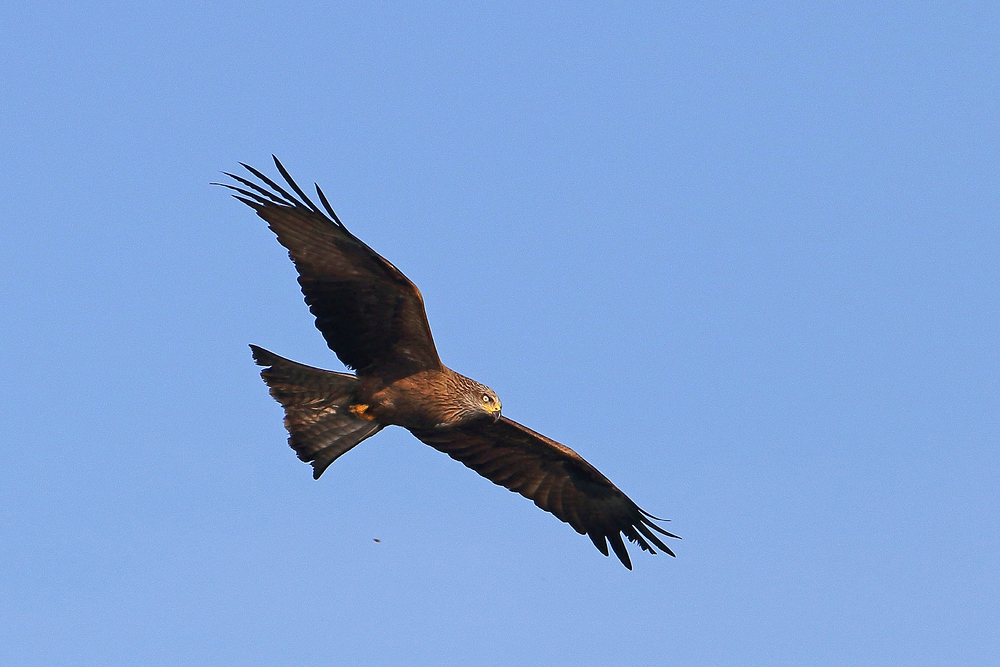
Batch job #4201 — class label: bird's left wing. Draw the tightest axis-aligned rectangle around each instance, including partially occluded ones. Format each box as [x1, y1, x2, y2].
[410, 417, 678, 569]
[217, 157, 442, 383]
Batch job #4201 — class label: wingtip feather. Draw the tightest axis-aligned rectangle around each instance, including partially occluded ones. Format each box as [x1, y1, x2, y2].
[607, 532, 633, 570]
[315, 183, 346, 228]
[588, 532, 609, 557]
[272, 155, 322, 214]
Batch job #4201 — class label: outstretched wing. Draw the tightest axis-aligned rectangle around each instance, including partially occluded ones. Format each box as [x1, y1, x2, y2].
[411, 417, 678, 569]
[219, 157, 442, 382]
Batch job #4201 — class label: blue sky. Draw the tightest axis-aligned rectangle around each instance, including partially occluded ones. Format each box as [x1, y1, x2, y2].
[1, 2, 997, 665]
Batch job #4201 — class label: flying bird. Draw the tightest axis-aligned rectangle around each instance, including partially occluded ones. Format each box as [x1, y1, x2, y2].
[219, 157, 678, 568]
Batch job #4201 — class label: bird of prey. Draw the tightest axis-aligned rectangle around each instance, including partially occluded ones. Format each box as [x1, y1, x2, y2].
[219, 157, 678, 568]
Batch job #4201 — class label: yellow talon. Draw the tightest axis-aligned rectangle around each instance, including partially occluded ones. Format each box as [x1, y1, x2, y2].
[349, 403, 376, 420]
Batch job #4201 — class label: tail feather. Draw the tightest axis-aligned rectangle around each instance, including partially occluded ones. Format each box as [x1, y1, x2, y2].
[250, 344, 383, 478]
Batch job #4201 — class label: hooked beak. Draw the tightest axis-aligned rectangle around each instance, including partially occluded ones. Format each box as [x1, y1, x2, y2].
[491, 407, 502, 422]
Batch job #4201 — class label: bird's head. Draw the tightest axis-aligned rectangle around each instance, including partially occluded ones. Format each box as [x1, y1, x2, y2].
[458, 378, 502, 423]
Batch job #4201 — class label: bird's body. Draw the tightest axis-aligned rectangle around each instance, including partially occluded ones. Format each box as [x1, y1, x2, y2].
[220, 157, 678, 568]
[358, 367, 500, 430]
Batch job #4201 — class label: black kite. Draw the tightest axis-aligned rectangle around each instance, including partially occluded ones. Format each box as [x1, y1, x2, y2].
[219, 157, 678, 568]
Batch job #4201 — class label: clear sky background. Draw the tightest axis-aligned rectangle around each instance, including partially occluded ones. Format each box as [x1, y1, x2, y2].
[2, 2, 997, 665]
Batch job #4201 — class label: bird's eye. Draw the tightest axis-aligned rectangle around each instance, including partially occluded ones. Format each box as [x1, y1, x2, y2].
[482, 394, 491, 403]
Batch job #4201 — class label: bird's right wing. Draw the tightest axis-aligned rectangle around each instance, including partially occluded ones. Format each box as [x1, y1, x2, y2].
[219, 158, 442, 382]
[410, 417, 678, 569]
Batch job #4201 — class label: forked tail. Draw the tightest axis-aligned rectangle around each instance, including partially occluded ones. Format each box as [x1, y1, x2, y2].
[250, 345, 384, 478]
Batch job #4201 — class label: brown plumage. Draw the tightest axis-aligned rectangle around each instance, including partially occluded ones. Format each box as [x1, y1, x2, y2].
[218, 157, 678, 568]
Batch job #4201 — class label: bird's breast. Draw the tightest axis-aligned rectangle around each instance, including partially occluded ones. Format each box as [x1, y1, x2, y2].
[367, 369, 466, 430]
